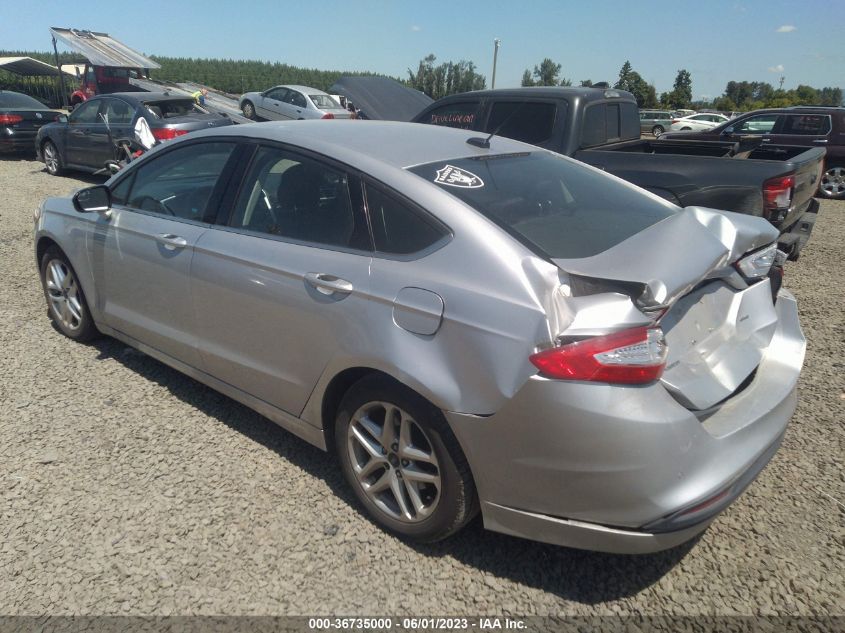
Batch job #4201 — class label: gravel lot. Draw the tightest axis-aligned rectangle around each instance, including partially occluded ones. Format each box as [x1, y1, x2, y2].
[0, 156, 843, 617]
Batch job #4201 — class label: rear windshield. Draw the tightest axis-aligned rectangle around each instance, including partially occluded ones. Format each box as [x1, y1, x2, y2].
[408, 152, 676, 259]
[0, 92, 46, 109]
[144, 99, 208, 119]
[310, 94, 340, 109]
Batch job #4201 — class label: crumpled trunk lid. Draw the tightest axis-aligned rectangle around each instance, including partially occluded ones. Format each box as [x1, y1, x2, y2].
[553, 206, 781, 410]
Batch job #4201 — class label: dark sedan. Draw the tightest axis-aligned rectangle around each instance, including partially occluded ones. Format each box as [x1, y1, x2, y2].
[0, 91, 62, 155]
[35, 92, 235, 176]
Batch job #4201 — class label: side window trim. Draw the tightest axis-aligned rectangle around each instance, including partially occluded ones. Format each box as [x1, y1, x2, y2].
[780, 114, 832, 136]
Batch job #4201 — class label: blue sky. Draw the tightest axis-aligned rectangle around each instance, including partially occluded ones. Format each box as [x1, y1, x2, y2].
[3, 0, 842, 100]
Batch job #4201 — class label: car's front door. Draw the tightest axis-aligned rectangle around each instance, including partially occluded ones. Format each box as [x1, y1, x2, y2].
[190, 143, 373, 415]
[90, 140, 238, 367]
[725, 113, 782, 145]
[64, 99, 102, 166]
[259, 88, 289, 120]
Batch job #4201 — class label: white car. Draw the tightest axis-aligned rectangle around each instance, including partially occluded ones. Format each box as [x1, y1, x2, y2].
[239, 85, 350, 121]
[669, 113, 730, 132]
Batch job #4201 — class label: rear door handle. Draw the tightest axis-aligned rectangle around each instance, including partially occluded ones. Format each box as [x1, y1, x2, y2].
[156, 233, 187, 250]
[814, 139, 828, 144]
[305, 272, 353, 296]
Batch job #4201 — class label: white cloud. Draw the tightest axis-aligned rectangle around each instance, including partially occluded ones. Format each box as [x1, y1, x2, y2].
[768, 64, 785, 73]
[776, 25, 796, 33]
[411, 25, 422, 32]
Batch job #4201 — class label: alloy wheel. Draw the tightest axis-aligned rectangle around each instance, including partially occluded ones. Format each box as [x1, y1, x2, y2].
[347, 401, 441, 523]
[242, 102, 254, 119]
[44, 143, 59, 175]
[45, 258, 83, 331]
[820, 166, 845, 198]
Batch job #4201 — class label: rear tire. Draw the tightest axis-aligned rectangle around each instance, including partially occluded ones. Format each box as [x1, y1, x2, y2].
[681, 126, 692, 131]
[818, 164, 845, 200]
[42, 141, 64, 176]
[39, 246, 98, 342]
[334, 375, 478, 543]
[652, 125, 664, 137]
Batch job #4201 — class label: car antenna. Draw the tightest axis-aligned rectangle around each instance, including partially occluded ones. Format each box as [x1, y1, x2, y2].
[466, 101, 526, 149]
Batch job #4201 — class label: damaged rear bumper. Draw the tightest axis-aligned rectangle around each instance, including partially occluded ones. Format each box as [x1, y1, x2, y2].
[445, 290, 805, 554]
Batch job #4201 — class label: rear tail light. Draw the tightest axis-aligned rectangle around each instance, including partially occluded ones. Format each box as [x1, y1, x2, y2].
[0, 114, 23, 124]
[762, 175, 794, 220]
[151, 128, 188, 141]
[529, 326, 667, 384]
[735, 243, 777, 278]
[321, 112, 335, 119]
[671, 119, 680, 124]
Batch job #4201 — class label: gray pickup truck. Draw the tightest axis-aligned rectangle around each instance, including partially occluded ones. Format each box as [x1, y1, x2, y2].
[413, 87, 824, 260]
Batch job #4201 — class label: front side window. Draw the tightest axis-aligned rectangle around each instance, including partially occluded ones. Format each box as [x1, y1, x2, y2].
[230, 146, 369, 250]
[421, 102, 481, 129]
[366, 184, 448, 255]
[69, 100, 101, 124]
[409, 152, 676, 259]
[286, 91, 307, 108]
[734, 114, 779, 134]
[484, 101, 559, 145]
[265, 88, 288, 101]
[781, 114, 831, 135]
[123, 142, 236, 221]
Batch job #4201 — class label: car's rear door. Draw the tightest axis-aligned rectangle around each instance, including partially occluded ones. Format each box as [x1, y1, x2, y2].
[190, 142, 373, 415]
[765, 112, 831, 151]
[91, 140, 238, 367]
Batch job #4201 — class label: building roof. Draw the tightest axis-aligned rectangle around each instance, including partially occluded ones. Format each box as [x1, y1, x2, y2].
[0, 56, 72, 77]
[50, 27, 160, 69]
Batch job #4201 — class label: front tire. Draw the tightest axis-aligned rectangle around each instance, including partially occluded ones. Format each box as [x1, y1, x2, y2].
[334, 375, 478, 542]
[241, 100, 256, 120]
[652, 125, 664, 137]
[42, 141, 64, 176]
[819, 164, 845, 200]
[40, 246, 98, 342]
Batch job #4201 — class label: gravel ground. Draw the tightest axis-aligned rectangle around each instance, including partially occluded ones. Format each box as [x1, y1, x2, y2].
[0, 156, 843, 617]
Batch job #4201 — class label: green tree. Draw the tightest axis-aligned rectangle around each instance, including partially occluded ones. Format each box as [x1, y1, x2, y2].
[521, 69, 535, 87]
[528, 58, 571, 86]
[579, 79, 593, 87]
[670, 69, 693, 108]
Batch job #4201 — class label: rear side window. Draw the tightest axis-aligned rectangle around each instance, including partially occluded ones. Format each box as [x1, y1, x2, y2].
[408, 152, 676, 259]
[781, 114, 831, 135]
[484, 101, 559, 145]
[124, 142, 236, 221]
[421, 101, 480, 129]
[582, 102, 639, 147]
[366, 184, 448, 255]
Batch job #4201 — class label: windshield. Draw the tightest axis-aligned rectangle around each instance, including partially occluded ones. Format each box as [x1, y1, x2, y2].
[408, 152, 677, 259]
[310, 94, 340, 109]
[144, 99, 209, 118]
[0, 92, 47, 109]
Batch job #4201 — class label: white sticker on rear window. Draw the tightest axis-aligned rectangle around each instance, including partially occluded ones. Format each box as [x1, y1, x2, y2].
[434, 165, 484, 189]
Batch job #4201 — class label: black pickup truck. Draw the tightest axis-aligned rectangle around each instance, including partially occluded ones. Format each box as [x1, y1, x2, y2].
[412, 87, 825, 259]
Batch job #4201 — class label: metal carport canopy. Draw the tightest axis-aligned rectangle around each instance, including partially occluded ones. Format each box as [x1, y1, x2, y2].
[0, 57, 70, 76]
[50, 27, 161, 69]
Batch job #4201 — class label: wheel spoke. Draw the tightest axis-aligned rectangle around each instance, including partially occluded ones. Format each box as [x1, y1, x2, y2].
[402, 464, 438, 484]
[403, 478, 427, 514]
[49, 261, 66, 289]
[380, 404, 399, 449]
[354, 456, 385, 482]
[59, 299, 72, 324]
[66, 296, 83, 322]
[365, 468, 391, 494]
[389, 472, 413, 519]
[355, 412, 383, 447]
[350, 424, 383, 460]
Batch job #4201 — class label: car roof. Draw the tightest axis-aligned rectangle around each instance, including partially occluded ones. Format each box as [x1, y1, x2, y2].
[181, 120, 537, 170]
[97, 92, 196, 104]
[429, 86, 636, 104]
[274, 85, 328, 95]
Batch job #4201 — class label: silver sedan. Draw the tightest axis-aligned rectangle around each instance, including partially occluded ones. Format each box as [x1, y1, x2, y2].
[34, 121, 804, 553]
[239, 85, 350, 121]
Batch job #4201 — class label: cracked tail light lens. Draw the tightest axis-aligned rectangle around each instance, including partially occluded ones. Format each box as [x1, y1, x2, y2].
[763, 175, 794, 220]
[736, 243, 777, 278]
[0, 114, 23, 124]
[529, 326, 668, 384]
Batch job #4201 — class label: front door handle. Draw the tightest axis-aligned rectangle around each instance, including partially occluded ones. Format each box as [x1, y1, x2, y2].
[814, 139, 828, 144]
[305, 272, 353, 296]
[156, 233, 187, 250]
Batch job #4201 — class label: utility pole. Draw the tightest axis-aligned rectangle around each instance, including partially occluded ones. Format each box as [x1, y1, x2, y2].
[779, 75, 785, 90]
[491, 38, 501, 89]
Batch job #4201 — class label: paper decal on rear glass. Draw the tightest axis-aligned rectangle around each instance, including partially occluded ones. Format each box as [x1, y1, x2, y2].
[434, 165, 484, 189]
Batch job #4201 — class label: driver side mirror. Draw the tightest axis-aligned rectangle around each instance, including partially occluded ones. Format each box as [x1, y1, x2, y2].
[56, 114, 68, 124]
[722, 126, 735, 136]
[73, 185, 112, 213]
